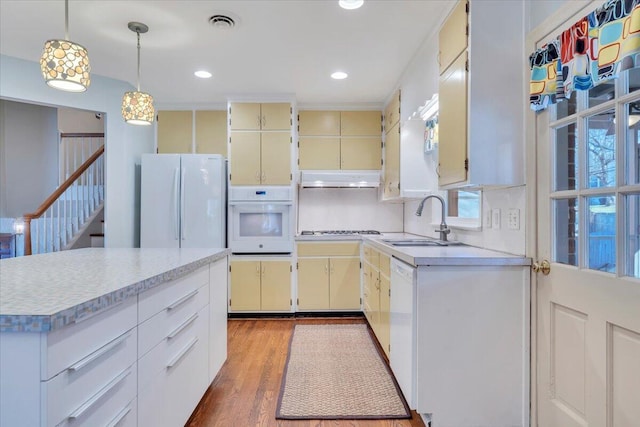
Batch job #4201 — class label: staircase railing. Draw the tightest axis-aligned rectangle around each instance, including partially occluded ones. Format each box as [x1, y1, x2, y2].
[23, 138, 104, 256]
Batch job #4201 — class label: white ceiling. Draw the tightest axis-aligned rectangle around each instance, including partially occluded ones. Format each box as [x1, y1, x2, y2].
[0, 0, 452, 108]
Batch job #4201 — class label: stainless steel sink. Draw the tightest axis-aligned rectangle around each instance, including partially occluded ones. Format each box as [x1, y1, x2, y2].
[382, 238, 465, 247]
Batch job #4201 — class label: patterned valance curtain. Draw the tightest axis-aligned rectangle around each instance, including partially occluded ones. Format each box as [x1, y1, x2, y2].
[529, 0, 640, 111]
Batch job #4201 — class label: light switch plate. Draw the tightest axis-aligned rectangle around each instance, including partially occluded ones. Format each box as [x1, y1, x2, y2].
[492, 208, 501, 229]
[508, 208, 520, 230]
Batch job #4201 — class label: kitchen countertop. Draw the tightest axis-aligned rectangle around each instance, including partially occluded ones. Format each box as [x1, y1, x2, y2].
[296, 232, 531, 267]
[0, 247, 229, 333]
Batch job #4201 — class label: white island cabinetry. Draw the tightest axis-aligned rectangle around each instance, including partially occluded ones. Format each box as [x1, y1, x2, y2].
[0, 248, 229, 427]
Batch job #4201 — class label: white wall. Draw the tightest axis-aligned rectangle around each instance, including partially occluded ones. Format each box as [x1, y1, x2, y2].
[297, 188, 403, 232]
[0, 100, 58, 218]
[526, 0, 571, 32]
[0, 55, 154, 248]
[58, 107, 105, 133]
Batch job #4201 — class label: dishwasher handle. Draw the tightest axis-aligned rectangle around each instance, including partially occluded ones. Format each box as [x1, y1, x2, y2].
[391, 259, 416, 281]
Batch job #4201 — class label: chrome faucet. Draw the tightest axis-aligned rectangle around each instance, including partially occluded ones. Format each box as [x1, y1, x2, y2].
[415, 195, 451, 241]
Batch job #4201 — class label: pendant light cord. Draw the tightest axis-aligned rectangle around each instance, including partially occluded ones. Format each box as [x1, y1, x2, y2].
[136, 30, 141, 92]
[64, 0, 69, 40]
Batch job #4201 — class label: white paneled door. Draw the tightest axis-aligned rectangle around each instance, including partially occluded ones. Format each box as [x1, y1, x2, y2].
[533, 5, 640, 424]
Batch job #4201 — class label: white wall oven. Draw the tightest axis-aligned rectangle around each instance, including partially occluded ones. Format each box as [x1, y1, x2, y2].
[228, 186, 293, 254]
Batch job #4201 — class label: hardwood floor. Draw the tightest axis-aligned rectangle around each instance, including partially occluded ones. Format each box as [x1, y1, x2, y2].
[186, 318, 426, 427]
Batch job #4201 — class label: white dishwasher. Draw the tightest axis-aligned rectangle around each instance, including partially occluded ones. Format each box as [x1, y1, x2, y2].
[390, 257, 417, 410]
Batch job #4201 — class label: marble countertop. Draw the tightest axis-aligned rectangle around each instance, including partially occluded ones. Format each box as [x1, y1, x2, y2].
[0, 247, 229, 332]
[295, 232, 530, 267]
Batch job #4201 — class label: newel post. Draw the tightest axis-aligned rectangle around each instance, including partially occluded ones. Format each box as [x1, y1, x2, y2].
[24, 215, 32, 256]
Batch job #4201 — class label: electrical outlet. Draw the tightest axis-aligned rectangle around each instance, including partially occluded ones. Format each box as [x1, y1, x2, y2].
[492, 208, 501, 229]
[484, 210, 492, 229]
[508, 208, 520, 230]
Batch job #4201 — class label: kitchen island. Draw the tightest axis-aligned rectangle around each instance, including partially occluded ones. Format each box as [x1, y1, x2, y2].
[0, 247, 229, 427]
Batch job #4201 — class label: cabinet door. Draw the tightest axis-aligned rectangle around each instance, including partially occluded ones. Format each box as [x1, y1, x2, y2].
[261, 261, 291, 311]
[298, 111, 340, 136]
[261, 132, 291, 185]
[195, 110, 227, 156]
[230, 103, 261, 130]
[261, 103, 291, 130]
[297, 258, 330, 310]
[383, 122, 400, 198]
[439, 0, 468, 74]
[230, 132, 261, 185]
[340, 111, 381, 136]
[298, 137, 340, 170]
[438, 53, 468, 187]
[329, 257, 361, 310]
[341, 137, 382, 170]
[379, 274, 391, 358]
[157, 111, 192, 153]
[384, 91, 400, 131]
[230, 261, 261, 311]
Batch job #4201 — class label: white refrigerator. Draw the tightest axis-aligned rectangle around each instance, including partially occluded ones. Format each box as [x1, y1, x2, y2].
[140, 154, 226, 248]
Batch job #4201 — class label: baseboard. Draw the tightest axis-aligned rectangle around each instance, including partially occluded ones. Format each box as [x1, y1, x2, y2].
[228, 311, 365, 319]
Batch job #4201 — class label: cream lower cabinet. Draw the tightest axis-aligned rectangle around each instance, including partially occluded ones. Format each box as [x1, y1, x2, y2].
[229, 132, 291, 185]
[363, 245, 390, 358]
[229, 259, 292, 312]
[296, 242, 361, 311]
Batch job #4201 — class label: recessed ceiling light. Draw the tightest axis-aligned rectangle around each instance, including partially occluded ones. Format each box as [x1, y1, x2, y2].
[339, 0, 364, 10]
[331, 71, 348, 80]
[194, 70, 212, 79]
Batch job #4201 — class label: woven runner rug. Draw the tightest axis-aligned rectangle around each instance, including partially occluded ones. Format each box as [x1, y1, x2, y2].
[275, 324, 410, 420]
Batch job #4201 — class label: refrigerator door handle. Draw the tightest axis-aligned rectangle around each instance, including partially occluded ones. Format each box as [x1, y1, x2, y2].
[180, 168, 186, 240]
[173, 167, 180, 240]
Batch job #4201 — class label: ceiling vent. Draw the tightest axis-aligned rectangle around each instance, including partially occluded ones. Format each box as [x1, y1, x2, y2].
[209, 14, 236, 29]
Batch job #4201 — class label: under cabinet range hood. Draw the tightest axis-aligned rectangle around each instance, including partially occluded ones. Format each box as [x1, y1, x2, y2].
[299, 171, 381, 188]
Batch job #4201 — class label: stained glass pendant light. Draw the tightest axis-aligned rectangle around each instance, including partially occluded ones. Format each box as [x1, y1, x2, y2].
[121, 22, 155, 125]
[40, 0, 91, 92]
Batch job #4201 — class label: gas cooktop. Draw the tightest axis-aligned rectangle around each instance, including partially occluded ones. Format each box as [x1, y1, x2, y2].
[300, 230, 381, 236]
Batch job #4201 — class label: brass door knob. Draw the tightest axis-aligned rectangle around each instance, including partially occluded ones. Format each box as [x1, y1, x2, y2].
[532, 260, 551, 275]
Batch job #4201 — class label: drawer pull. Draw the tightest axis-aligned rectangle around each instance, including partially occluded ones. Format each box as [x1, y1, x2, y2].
[68, 367, 131, 420]
[68, 331, 131, 373]
[166, 289, 198, 311]
[106, 403, 132, 427]
[166, 313, 199, 340]
[166, 337, 198, 369]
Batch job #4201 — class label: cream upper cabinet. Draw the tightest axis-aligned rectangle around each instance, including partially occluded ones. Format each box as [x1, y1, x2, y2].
[340, 111, 382, 136]
[195, 110, 227, 156]
[298, 111, 340, 136]
[296, 242, 361, 311]
[384, 90, 400, 131]
[438, 53, 468, 187]
[230, 102, 291, 131]
[437, 0, 524, 188]
[229, 132, 291, 185]
[438, 0, 468, 74]
[229, 132, 261, 185]
[297, 110, 382, 171]
[383, 122, 400, 199]
[298, 137, 341, 170]
[341, 137, 382, 170]
[229, 259, 291, 312]
[157, 111, 192, 153]
[261, 132, 292, 185]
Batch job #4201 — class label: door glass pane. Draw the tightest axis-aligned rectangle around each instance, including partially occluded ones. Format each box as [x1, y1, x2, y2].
[588, 81, 615, 108]
[554, 198, 579, 266]
[556, 92, 577, 119]
[587, 109, 616, 188]
[239, 212, 283, 237]
[554, 123, 578, 191]
[587, 195, 616, 273]
[626, 194, 640, 278]
[627, 101, 640, 184]
[627, 67, 640, 93]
